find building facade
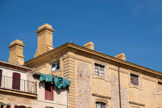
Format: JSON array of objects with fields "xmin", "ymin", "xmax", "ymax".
[
  {"xmin": 0, "ymin": 61, "xmax": 36, "ymax": 108},
  {"xmin": 8, "ymin": 23, "xmax": 162, "ymax": 108},
  {"xmin": 1, "ymin": 39, "xmax": 69, "ymax": 108}
]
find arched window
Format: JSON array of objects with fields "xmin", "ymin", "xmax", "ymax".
[
  {"xmin": 96, "ymin": 102, "xmax": 106, "ymax": 108},
  {"xmin": 0, "ymin": 69, "xmax": 2, "ymax": 87},
  {"xmin": 12, "ymin": 72, "xmax": 21, "ymax": 90}
]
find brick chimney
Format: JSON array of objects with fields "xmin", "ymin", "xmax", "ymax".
[
  {"xmin": 84, "ymin": 41, "xmax": 94, "ymax": 50},
  {"xmin": 115, "ymin": 53, "xmax": 126, "ymax": 60},
  {"xmin": 8, "ymin": 40, "xmax": 25, "ymax": 65},
  {"xmin": 34, "ymin": 23, "xmax": 55, "ymax": 57}
]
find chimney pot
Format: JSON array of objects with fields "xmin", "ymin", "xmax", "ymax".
[
  {"xmin": 115, "ymin": 53, "xmax": 126, "ymax": 60},
  {"xmin": 84, "ymin": 41, "xmax": 94, "ymax": 50},
  {"xmin": 34, "ymin": 23, "xmax": 55, "ymax": 57},
  {"xmin": 8, "ymin": 40, "xmax": 25, "ymax": 65}
]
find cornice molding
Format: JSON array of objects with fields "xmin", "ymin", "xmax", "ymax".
[
  {"xmin": 129, "ymin": 101, "xmax": 145, "ymax": 107},
  {"xmin": 25, "ymin": 43, "xmax": 162, "ymax": 78},
  {"xmin": 92, "ymin": 93, "xmax": 111, "ymax": 100}
]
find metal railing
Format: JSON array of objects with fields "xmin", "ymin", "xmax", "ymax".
[{"xmin": 0, "ymin": 75, "xmax": 37, "ymax": 94}]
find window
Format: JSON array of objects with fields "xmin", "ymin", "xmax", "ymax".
[
  {"xmin": 12, "ymin": 72, "xmax": 21, "ymax": 90},
  {"xmin": 130, "ymin": 74, "xmax": 139, "ymax": 86},
  {"xmin": 158, "ymin": 82, "xmax": 162, "ymax": 92},
  {"xmin": 94, "ymin": 63, "xmax": 105, "ymax": 76},
  {"xmin": 51, "ymin": 61, "xmax": 60, "ymax": 72},
  {"xmin": 45, "ymin": 83, "xmax": 53, "ymax": 101},
  {"xmin": 96, "ymin": 102, "xmax": 106, "ymax": 108},
  {"xmin": 0, "ymin": 69, "xmax": 2, "ymax": 87}
]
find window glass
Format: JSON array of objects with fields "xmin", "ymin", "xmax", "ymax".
[
  {"xmin": 130, "ymin": 74, "xmax": 139, "ymax": 86},
  {"xmin": 94, "ymin": 63, "xmax": 105, "ymax": 77},
  {"xmin": 51, "ymin": 61, "xmax": 60, "ymax": 72},
  {"xmin": 96, "ymin": 102, "xmax": 106, "ymax": 108}
]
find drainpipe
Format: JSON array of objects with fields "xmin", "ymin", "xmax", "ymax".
[
  {"xmin": 118, "ymin": 64, "xmax": 122, "ymax": 108},
  {"xmin": 67, "ymin": 88, "xmax": 69, "ymax": 108}
]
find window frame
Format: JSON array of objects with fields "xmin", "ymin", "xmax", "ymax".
[
  {"xmin": 51, "ymin": 61, "xmax": 60, "ymax": 72},
  {"xmin": 94, "ymin": 63, "xmax": 105, "ymax": 77},
  {"xmin": 96, "ymin": 102, "xmax": 106, "ymax": 108}
]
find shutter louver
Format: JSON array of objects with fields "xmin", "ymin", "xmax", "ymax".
[
  {"xmin": 12, "ymin": 72, "xmax": 21, "ymax": 90},
  {"xmin": 45, "ymin": 83, "xmax": 53, "ymax": 101}
]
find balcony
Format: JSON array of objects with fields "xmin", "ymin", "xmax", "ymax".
[{"xmin": 0, "ymin": 75, "xmax": 37, "ymax": 97}]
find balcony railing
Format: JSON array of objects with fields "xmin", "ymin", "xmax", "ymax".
[{"xmin": 0, "ymin": 75, "xmax": 37, "ymax": 94}]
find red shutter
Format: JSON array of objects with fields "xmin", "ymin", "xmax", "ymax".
[
  {"xmin": 15, "ymin": 105, "xmax": 19, "ymax": 108},
  {"xmin": 45, "ymin": 83, "xmax": 53, "ymax": 101},
  {"xmin": 0, "ymin": 69, "xmax": 2, "ymax": 87},
  {"xmin": 6, "ymin": 105, "xmax": 11, "ymax": 108},
  {"xmin": 12, "ymin": 72, "xmax": 21, "ymax": 90}
]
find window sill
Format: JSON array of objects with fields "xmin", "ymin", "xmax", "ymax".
[
  {"xmin": 129, "ymin": 84, "xmax": 142, "ymax": 91},
  {"xmin": 92, "ymin": 74, "xmax": 109, "ymax": 82},
  {"xmin": 157, "ymin": 92, "xmax": 162, "ymax": 95},
  {"xmin": 50, "ymin": 69, "xmax": 62, "ymax": 76}
]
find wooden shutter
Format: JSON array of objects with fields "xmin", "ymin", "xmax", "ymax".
[
  {"xmin": 0, "ymin": 69, "xmax": 2, "ymax": 87},
  {"xmin": 15, "ymin": 105, "xmax": 19, "ymax": 108},
  {"xmin": 12, "ymin": 72, "xmax": 21, "ymax": 90},
  {"xmin": 45, "ymin": 83, "xmax": 53, "ymax": 101},
  {"xmin": 6, "ymin": 105, "xmax": 11, "ymax": 108}
]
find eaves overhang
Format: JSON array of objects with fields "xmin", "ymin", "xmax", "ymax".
[{"xmin": 25, "ymin": 42, "xmax": 162, "ymax": 78}]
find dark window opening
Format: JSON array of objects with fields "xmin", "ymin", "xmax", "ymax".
[
  {"xmin": 130, "ymin": 74, "xmax": 139, "ymax": 86},
  {"xmin": 0, "ymin": 69, "xmax": 2, "ymax": 87}
]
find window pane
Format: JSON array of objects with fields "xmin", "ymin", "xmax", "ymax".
[
  {"xmin": 51, "ymin": 61, "xmax": 60, "ymax": 72},
  {"xmin": 94, "ymin": 63, "xmax": 105, "ymax": 77},
  {"xmin": 96, "ymin": 102, "xmax": 106, "ymax": 108},
  {"xmin": 51, "ymin": 67, "xmax": 56, "ymax": 72},
  {"xmin": 56, "ymin": 65, "xmax": 60, "ymax": 70}
]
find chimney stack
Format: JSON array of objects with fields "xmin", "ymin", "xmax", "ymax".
[
  {"xmin": 8, "ymin": 40, "xmax": 25, "ymax": 65},
  {"xmin": 84, "ymin": 41, "xmax": 94, "ymax": 50},
  {"xmin": 115, "ymin": 53, "xmax": 126, "ymax": 60},
  {"xmin": 34, "ymin": 23, "xmax": 55, "ymax": 57}
]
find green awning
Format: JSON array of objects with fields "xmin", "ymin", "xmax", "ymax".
[{"xmin": 39, "ymin": 74, "xmax": 70, "ymax": 89}]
